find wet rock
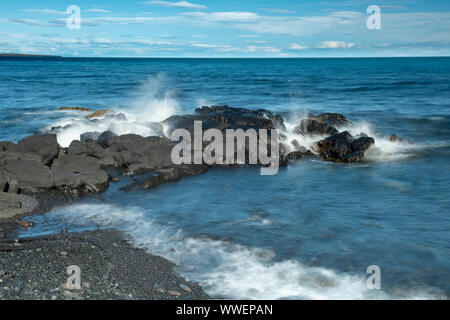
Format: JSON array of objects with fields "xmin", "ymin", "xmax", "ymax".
[
  {"xmin": 85, "ymin": 109, "xmax": 110, "ymax": 119},
  {"xmin": 317, "ymin": 131, "xmax": 375, "ymax": 163},
  {"xmin": 310, "ymin": 113, "xmax": 351, "ymax": 128},
  {"xmin": 80, "ymin": 130, "xmax": 117, "ymax": 145},
  {"xmin": 80, "ymin": 132, "xmax": 102, "ymax": 144},
  {"xmin": 1, "ymin": 160, "xmax": 54, "ymax": 192},
  {"xmin": 390, "ymin": 135, "xmax": 400, "ymax": 142},
  {"xmin": 58, "ymin": 107, "xmax": 91, "ymax": 112},
  {"xmin": 163, "ymin": 105, "xmax": 285, "ymax": 136},
  {"xmin": 123, "ymin": 164, "xmax": 152, "ymax": 176},
  {"xmin": 141, "ymin": 165, "xmax": 208, "ymax": 190},
  {"xmin": 285, "ymin": 148, "xmax": 316, "ymax": 161},
  {"xmin": 294, "ymin": 119, "xmax": 338, "ymax": 136},
  {"xmin": 51, "ymin": 154, "xmax": 109, "ymax": 193}
]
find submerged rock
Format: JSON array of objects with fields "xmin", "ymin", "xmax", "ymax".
[{"xmin": 141, "ymin": 165, "xmax": 208, "ymax": 190}]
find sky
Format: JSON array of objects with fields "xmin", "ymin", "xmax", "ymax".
[{"xmin": 0, "ymin": 0, "xmax": 449, "ymax": 57}]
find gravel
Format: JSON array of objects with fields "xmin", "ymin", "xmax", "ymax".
[{"xmin": 0, "ymin": 229, "xmax": 209, "ymax": 300}]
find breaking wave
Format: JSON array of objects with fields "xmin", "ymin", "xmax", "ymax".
[{"xmin": 20, "ymin": 203, "xmax": 441, "ymax": 300}]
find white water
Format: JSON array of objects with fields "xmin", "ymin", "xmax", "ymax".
[
  {"xmin": 45, "ymin": 74, "xmax": 180, "ymax": 147},
  {"xmin": 30, "ymin": 202, "xmax": 438, "ymax": 300}
]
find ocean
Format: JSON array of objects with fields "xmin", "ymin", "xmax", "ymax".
[{"xmin": 1, "ymin": 57, "xmax": 449, "ymax": 299}]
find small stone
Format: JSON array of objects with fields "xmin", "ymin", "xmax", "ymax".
[
  {"xmin": 21, "ymin": 220, "xmax": 31, "ymax": 228},
  {"xmin": 59, "ymin": 251, "xmax": 68, "ymax": 256},
  {"xmin": 155, "ymin": 287, "xmax": 166, "ymax": 294},
  {"xmin": 51, "ymin": 295, "xmax": 57, "ymax": 300},
  {"xmin": 168, "ymin": 290, "xmax": 181, "ymax": 297}
]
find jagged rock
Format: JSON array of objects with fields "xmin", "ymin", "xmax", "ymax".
[
  {"xmin": 163, "ymin": 105, "xmax": 285, "ymax": 136},
  {"xmin": 51, "ymin": 154, "xmax": 109, "ymax": 193},
  {"xmin": 294, "ymin": 119, "xmax": 338, "ymax": 136},
  {"xmin": 287, "ymin": 148, "xmax": 316, "ymax": 160},
  {"xmin": 310, "ymin": 113, "xmax": 351, "ymax": 127},
  {"xmin": 317, "ymin": 131, "xmax": 375, "ymax": 163},
  {"xmin": 1, "ymin": 160, "xmax": 54, "ymax": 192}
]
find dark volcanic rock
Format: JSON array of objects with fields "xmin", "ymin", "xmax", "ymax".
[
  {"xmin": 317, "ymin": 131, "xmax": 375, "ymax": 162},
  {"xmin": 285, "ymin": 149, "xmax": 316, "ymax": 161},
  {"xmin": 105, "ymin": 135, "xmax": 175, "ymax": 169},
  {"xmin": 80, "ymin": 130, "xmax": 117, "ymax": 144},
  {"xmin": 51, "ymin": 154, "xmax": 109, "ymax": 193},
  {"xmin": 1, "ymin": 160, "xmax": 54, "ymax": 192},
  {"xmin": 141, "ymin": 165, "xmax": 208, "ymax": 190},
  {"xmin": 12, "ymin": 134, "xmax": 59, "ymax": 165},
  {"xmin": 0, "ymin": 171, "xmax": 7, "ymax": 192},
  {"xmin": 68, "ymin": 140, "xmax": 116, "ymax": 167},
  {"xmin": 163, "ymin": 105, "xmax": 286, "ymax": 135},
  {"xmin": 310, "ymin": 113, "xmax": 351, "ymax": 128},
  {"xmin": 294, "ymin": 119, "xmax": 338, "ymax": 136}
]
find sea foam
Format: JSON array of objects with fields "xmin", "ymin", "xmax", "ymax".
[{"xmin": 20, "ymin": 202, "xmax": 440, "ymax": 300}]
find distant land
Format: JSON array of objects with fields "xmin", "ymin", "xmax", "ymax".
[{"xmin": 0, "ymin": 53, "xmax": 62, "ymax": 58}]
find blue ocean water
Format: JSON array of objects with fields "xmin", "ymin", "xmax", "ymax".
[{"xmin": 1, "ymin": 57, "xmax": 449, "ymax": 299}]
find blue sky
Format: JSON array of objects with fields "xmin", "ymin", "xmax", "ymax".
[{"xmin": 0, "ymin": 0, "xmax": 449, "ymax": 57}]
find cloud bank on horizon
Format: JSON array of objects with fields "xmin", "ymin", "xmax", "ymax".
[{"xmin": 0, "ymin": 0, "xmax": 449, "ymax": 57}]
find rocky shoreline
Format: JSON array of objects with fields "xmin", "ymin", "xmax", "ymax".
[
  {"xmin": 0, "ymin": 105, "xmax": 382, "ymax": 299},
  {"xmin": 0, "ymin": 229, "xmax": 209, "ymax": 300}
]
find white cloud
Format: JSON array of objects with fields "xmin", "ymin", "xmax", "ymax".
[
  {"xmin": 183, "ymin": 11, "xmax": 260, "ymax": 22},
  {"xmin": 190, "ymin": 42, "xmax": 238, "ymax": 52},
  {"xmin": 24, "ymin": 9, "xmax": 67, "ymax": 15},
  {"xmin": 140, "ymin": 1, "xmax": 207, "ymax": 9},
  {"xmin": 245, "ymin": 45, "xmax": 282, "ymax": 53},
  {"xmin": 289, "ymin": 43, "xmax": 307, "ymax": 50},
  {"xmin": 85, "ymin": 9, "xmax": 111, "ymax": 13},
  {"xmin": 316, "ymin": 41, "xmax": 355, "ymax": 49}
]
